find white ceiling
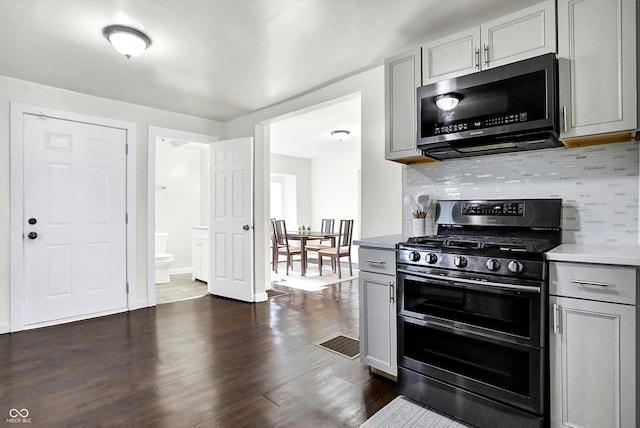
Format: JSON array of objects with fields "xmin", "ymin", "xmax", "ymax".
[
  {"xmin": 270, "ymin": 96, "xmax": 361, "ymax": 159},
  {"xmin": 0, "ymin": 0, "xmax": 540, "ymax": 122}
]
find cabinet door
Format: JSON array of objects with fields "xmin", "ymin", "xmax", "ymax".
[
  {"xmin": 359, "ymin": 270, "xmax": 397, "ymax": 376},
  {"xmin": 558, "ymin": 0, "xmax": 637, "ymax": 139},
  {"xmin": 421, "ymin": 27, "xmax": 480, "ymax": 85},
  {"xmin": 384, "ymin": 48, "xmax": 423, "ymax": 162},
  {"xmin": 482, "ymin": 1, "xmax": 556, "ymax": 69},
  {"xmin": 550, "ymin": 296, "xmax": 636, "ymax": 428}
]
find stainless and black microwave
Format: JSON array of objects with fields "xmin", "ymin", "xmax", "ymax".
[{"xmin": 417, "ymin": 53, "xmax": 560, "ymax": 160}]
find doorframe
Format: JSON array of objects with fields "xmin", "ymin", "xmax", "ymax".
[
  {"xmin": 146, "ymin": 126, "xmax": 218, "ymax": 306},
  {"xmin": 9, "ymin": 102, "xmax": 137, "ymax": 332}
]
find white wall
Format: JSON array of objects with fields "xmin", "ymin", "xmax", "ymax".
[
  {"xmin": 0, "ymin": 74, "xmax": 225, "ymax": 327},
  {"xmin": 309, "ymin": 149, "xmax": 361, "ymax": 263},
  {"xmin": 270, "ymin": 154, "xmax": 311, "ymax": 227},
  {"xmin": 155, "ymin": 141, "xmax": 209, "ymax": 273}
]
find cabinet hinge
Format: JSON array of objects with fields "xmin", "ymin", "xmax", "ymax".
[
  {"xmin": 125, "ymin": 143, "xmax": 129, "ymax": 155},
  {"xmin": 126, "ymin": 282, "xmax": 129, "ymax": 294},
  {"xmin": 125, "ymin": 213, "xmax": 128, "ymax": 224}
]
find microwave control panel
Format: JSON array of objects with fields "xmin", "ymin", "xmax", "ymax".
[{"xmin": 434, "ymin": 112, "xmax": 528, "ymax": 136}]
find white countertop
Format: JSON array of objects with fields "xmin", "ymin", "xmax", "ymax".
[
  {"xmin": 546, "ymin": 244, "xmax": 640, "ymax": 267},
  {"xmin": 353, "ymin": 234, "xmax": 402, "ymax": 250}
]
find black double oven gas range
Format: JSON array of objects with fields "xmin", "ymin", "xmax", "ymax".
[{"xmin": 396, "ymin": 199, "xmax": 562, "ymax": 428}]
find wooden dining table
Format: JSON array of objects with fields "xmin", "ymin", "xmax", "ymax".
[{"xmin": 286, "ymin": 231, "xmax": 339, "ymax": 276}]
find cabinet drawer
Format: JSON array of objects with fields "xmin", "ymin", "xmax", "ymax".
[
  {"xmin": 359, "ymin": 247, "xmax": 396, "ymax": 275},
  {"xmin": 550, "ymin": 262, "xmax": 637, "ymax": 305}
]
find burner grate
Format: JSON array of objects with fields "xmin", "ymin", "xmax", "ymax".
[{"xmin": 406, "ymin": 234, "xmax": 557, "ymax": 254}]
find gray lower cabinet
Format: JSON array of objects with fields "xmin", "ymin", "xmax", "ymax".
[
  {"xmin": 359, "ymin": 247, "xmax": 397, "ymax": 377},
  {"xmin": 549, "ymin": 261, "xmax": 637, "ymax": 428}
]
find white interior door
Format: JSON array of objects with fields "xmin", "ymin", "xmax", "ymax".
[
  {"xmin": 209, "ymin": 137, "xmax": 254, "ymax": 301},
  {"xmin": 23, "ymin": 114, "xmax": 128, "ymax": 325}
]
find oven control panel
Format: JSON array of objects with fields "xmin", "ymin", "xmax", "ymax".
[{"xmin": 462, "ymin": 201, "xmax": 524, "ymax": 216}]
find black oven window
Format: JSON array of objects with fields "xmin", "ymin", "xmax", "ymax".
[
  {"xmin": 404, "ymin": 323, "xmax": 530, "ymax": 396},
  {"xmin": 403, "ymin": 278, "xmax": 532, "ymax": 338}
]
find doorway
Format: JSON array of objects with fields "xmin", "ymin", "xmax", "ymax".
[
  {"xmin": 154, "ymin": 136, "xmax": 210, "ymax": 304},
  {"xmin": 268, "ymin": 94, "xmax": 362, "ymax": 279},
  {"xmin": 147, "ymin": 127, "xmax": 217, "ymax": 306},
  {"xmin": 10, "ymin": 103, "xmax": 137, "ymax": 332}
]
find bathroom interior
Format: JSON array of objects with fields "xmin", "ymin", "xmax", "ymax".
[{"xmin": 155, "ymin": 137, "xmax": 211, "ymax": 304}]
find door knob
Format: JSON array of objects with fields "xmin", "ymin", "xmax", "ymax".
[
  {"xmin": 242, "ymin": 225, "xmax": 250, "ymax": 231},
  {"xmin": 28, "ymin": 232, "xmax": 38, "ymax": 239}
]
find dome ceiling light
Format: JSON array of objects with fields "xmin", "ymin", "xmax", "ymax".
[
  {"xmin": 103, "ymin": 25, "xmax": 152, "ymax": 59},
  {"xmin": 330, "ymin": 130, "xmax": 350, "ymax": 142}
]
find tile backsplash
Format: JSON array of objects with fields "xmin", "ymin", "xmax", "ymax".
[{"xmin": 403, "ymin": 141, "xmax": 639, "ymax": 245}]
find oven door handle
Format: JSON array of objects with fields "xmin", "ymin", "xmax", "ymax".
[{"xmin": 397, "ymin": 269, "xmax": 541, "ymax": 294}]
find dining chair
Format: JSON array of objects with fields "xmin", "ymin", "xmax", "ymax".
[
  {"xmin": 317, "ymin": 219, "xmax": 354, "ymax": 279},
  {"xmin": 270, "ymin": 218, "xmax": 277, "ymax": 271},
  {"xmin": 273, "ymin": 219, "xmax": 302, "ymax": 275},
  {"xmin": 304, "ymin": 219, "xmax": 335, "ymax": 268}
]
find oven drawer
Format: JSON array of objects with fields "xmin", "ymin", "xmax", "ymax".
[
  {"xmin": 359, "ymin": 247, "xmax": 396, "ymax": 275},
  {"xmin": 550, "ymin": 262, "xmax": 637, "ymax": 305}
]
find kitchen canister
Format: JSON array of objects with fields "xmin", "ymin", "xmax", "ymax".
[{"xmin": 412, "ymin": 218, "xmax": 426, "ymax": 237}]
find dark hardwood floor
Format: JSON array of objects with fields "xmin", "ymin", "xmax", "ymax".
[{"xmin": 0, "ymin": 279, "xmax": 397, "ymax": 427}]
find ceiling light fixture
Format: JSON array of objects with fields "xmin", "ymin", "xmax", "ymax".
[
  {"xmin": 434, "ymin": 93, "xmax": 463, "ymax": 111},
  {"xmin": 331, "ymin": 130, "xmax": 350, "ymax": 142},
  {"xmin": 103, "ymin": 25, "xmax": 152, "ymax": 59}
]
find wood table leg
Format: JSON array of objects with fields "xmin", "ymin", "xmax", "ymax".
[{"xmin": 301, "ymin": 237, "xmax": 307, "ymax": 276}]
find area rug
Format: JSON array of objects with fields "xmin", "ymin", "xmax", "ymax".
[
  {"xmin": 271, "ymin": 262, "xmax": 358, "ymax": 292},
  {"xmin": 360, "ymin": 396, "xmax": 470, "ymax": 428},
  {"xmin": 316, "ymin": 334, "xmax": 360, "ymax": 359}
]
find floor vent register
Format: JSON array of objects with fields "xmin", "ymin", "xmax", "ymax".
[{"xmin": 317, "ymin": 335, "xmax": 360, "ymax": 359}]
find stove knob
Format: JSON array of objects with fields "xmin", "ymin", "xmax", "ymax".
[
  {"xmin": 485, "ymin": 259, "xmax": 500, "ymax": 271},
  {"xmin": 425, "ymin": 253, "xmax": 438, "ymax": 264},
  {"xmin": 453, "ymin": 256, "xmax": 467, "ymax": 268},
  {"xmin": 408, "ymin": 251, "xmax": 421, "ymax": 262},
  {"xmin": 508, "ymin": 260, "xmax": 524, "ymax": 274}
]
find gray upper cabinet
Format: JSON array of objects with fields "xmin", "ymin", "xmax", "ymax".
[
  {"xmin": 385, "ymin": 48, "xmax": 433, "ymax": 163},
  {"xmin": 422, "ymin": 1, "xmax": 556, "ymax": 85},
  {"xmin": 558, "ymin": 0, "xmax": 637, "ymax": 143},
  {"xmin": 421, "ymin": 27, "xmax": 480, "ymax": 84}
]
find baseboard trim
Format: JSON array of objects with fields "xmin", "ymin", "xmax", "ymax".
[
  {"xmin": 0, "ymin": 323, "xmax": 11, "ymax": 335},
  {"xmin": 136, "ymin": 299, "xmax": 150, "ymax": 309},
  {"xmin": 170, "ymin": 267, "xmax": 192, "ymax": 275},
  {"xmin": 254, "ymin": 292, "xmax": 268, "ymax": 302}
]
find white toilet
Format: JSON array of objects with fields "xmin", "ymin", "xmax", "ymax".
[{"xmin": 155, "ymin": 232, "xmax": 174, "ymax": 284}]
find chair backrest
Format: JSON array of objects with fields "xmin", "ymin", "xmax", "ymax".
[
  {"xmin": 273, "ymin": 219, "xmax": 288, "ymax": 246},
  {"xmin": 337, "ymin": 219, "xmax": 354, "ymax": 249},
  {"xmin": 320, "ymin": 218, "xmax": 334, "ymax": 234}
]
